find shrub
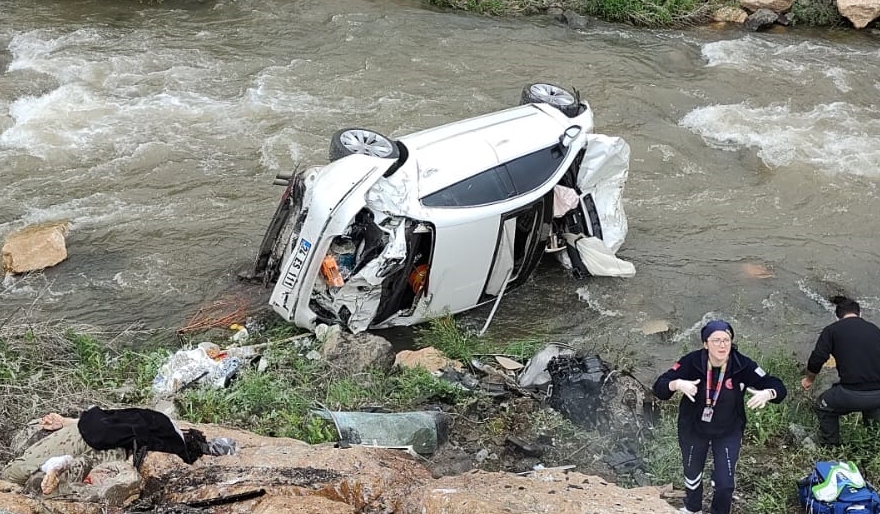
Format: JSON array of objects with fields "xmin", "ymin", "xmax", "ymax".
[{"xmin": 790, "ymin": 0, "xmax": 847, "ymax": 26}]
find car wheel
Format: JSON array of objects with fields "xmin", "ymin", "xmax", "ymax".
[
  {"xmin": 520, "ymin": 83, "xmax": 580, "ymax": 117},
  {"xmin": 329, "ymin": 128, "xmax": 400, "ymax": 161}
]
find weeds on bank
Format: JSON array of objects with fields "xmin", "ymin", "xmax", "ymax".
[
  {"xmin": 175, "ymin": 321, "xmax": 472, "ymax": 443},
  {"xmin": 415, "ymin": 314, "xmax": 548, "ymax": 363},
  {"xmin": 426, "ymin": 0, "xmax": 718, "ymax": 28},
  {"xmin": 790, "ymin": 0, "xmax": 847, "ymax": 26},
  {"xmin": 0, "ymin": 320, "xmax": 162, "ymax": 463},
  {"xmin": 642, "ymin": 340, "xmax": 880, "ymax": 514},
  {"xmin": 0, "ymin": 316, "xmax": 478, "ymax": 458}
]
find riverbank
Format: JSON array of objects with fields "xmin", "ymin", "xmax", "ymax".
[
  {"xmin": 4, "ymin": 311, "xmax": 880, "ymax": 513},
  {"xmin": 424, "ymin": 0, "xmax": 867, "ymax": 30}
]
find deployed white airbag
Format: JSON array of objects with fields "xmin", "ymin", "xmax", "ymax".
[
  {"xmin": 563, "ymin": 233, "xmax": 635, "ymax": 278},
  {"xmin": 577, "ymin": 135, "xmax": 630, "ymax": 253}
]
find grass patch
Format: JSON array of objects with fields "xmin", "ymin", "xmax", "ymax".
[
  {"xmin": 415, "ymin": 314, "xmax": 548, "ymax": 364},
  {"xmin": 0, "ymin": 320, "xmax": 160, "ymax": 463},
  {"xmin": 642, "ymin": 340, "xmax": 880, "ymax": 514},
  {"xmin": 790, "ymin": 0, "xmax": 847, "ymax": 26},
  {"xmin": 426, "ymin": 0, "xmax": 720, "ymax": 28},
  {"xmin": 0, "ymin": 314, "xmax": 483, "ymax": 460}
]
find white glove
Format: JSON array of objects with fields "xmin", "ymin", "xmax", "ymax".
[
  {"xmin": 40, "ymin": 455, "xmax": 73, "ymax": 473},
  {"xmin": 746, "ymin": 387, "xmax": 776, "ymax": 409},
  {"xmin": 670, "ymin": 379, "xmax": 700, "ymax": 402}
]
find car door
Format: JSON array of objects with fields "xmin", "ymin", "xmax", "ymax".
[{"xmin": 481, "ymin": 194, "xmax": 552, "ymax": 302}]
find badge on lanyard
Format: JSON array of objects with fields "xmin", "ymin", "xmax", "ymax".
[
  {"xmin": 701, "ymin": 406, "xmax": 714, "ymax": 422},
  {"xmin": 702, "ymin": 358, "xmax": 726, "ymax": 423}
]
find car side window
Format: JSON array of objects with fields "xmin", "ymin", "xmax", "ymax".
[
  {"xmin": 506, "ymin": 145, "xmax": 565, "ymax": 193},
  {"xmin": 421, "ymin": 145, "xmax": 566, "ymax": 207},
  {"xmin": 421, "ymin": 167, "xmax": 512, "ymax": 207}
]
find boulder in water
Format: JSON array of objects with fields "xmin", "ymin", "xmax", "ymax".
[{"xmin": 2, "ymin": 221, "xmax": 70, "ymax": 274}]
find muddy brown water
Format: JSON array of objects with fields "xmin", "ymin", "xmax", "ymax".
[{"xmin": 2, "ymin": 0, "xmax": 880, "ymax": 382}]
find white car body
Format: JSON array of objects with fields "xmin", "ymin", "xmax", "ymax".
[{"xmin": 249, "ymin": 84, "xmax": 631, "ymax": 333}]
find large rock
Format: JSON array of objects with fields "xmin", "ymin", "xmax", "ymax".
[
  {"xmin": 395, "ymin": 347, "xmax": 463, "ymax": 373},
  {"xmin": 321, "ymin": 329, "xmax": 394, "ymax": 374},
  {"xmin": 741, "ymin": 0, "xmax": 793, "ymax": 12},
  {"xmin": 403, "ymin": 470, "xmax": 677, "ymax": 514},
  {"xmin": 0, "ymin": 424, "xmax": 678, "ymax": 514},
  {"xmin": 836, "ymin": 0, "xmax": 880, "ymax": 27},
  {"xmin": 2, "ymin": 221, "xmax": 70, "ymax": 274},
  {"xmin": 745, "ymin": 8, "xmax": 781, "ymax": 29},
  {"xmin": 713, "ymin": 5, "xmax": 750, "ymax": 22}
]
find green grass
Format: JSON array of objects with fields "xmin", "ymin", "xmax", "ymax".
[
  {"xmin": 0, "ymin": 315, "xmax": 485, "ymax": 460},
  {"xmin": 174, "ymin": 330, "xmax": 473, "ymax": 442},
  {"xmin": 790, "ymin": 0, "xmax": 847, "ymax": 26},
  {"xmin": 426, "ymin": 0, "xmax": 719, "ymax": 28}
]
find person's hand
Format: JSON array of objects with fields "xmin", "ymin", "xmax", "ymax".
[
  {"xmin": 39, "ymin": 455, "xmax": 73, "ymax": 495},
  {"xmin": 670, "ymin": 379, "xmax": 700, "ymax": 402},
  {"xmin": 38, "ymin": 413, "xmax": 66, "ymax": 431},
  {"xmin": 801, "ymin": 375, "xmax": 815, "ymax": 391},
  {"xmin": 746, "ymin": 387, "xmax": 776, "ymax": 409}
]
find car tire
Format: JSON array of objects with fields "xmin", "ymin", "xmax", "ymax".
[
  {"xmin": 328, "ymin": 128, "xmax": 400, "ymax": 162},
  {"xmin": 520, "ymin": 83, "xmax": 581, "ymax": 118}
]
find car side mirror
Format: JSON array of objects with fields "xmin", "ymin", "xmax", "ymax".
[{"xmin": 560, "ymin": 125, "xmax": 582, "ymax": 148}]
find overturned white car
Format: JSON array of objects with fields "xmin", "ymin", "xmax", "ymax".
[{"xmin": 247, "ymin": 83, "xmax": 632, "ymax": 333}]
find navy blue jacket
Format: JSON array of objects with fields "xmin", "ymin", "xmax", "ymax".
[{"xmin": 653, "ymin": 348, "xmax": 787, "ymax": 437}]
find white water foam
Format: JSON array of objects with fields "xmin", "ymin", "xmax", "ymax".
[
  {"xmin": 680, "ymin": 102, "xmax": 880, "ymax": 177},
  {"xmin": 0, "ymin": 194, "xmax": 177, "ymax": 241},
  {"xmin": 700, "ymin": 36, "xmax": 880, "ymax": 93},
  {"xmin": 2, "ymin": 28, "xmax": 260, "ymax": 167},
  {"xmin": 575, "ymin": 286, "xmax": 622, "ymax": 317}
]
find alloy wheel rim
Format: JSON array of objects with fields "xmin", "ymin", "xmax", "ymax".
[
  {"xmin": 340, "ymin": 129, "xmax": 395, "ymax": 157},
  {"xmin": 529, "ymin": 84, "xmax": 575, "ymax": 107}
]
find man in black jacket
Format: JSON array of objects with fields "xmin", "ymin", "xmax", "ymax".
[{"xmin": 801, "ymin": 296, "xmax": 880, "ymax": 446}]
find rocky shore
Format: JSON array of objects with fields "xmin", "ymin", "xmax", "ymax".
[{"xmin": 0, "ymin": 423, "xmax": 678, "ymax": 514}]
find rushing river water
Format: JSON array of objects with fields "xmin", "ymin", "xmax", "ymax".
[{"xmin": 2, "ymin": 0, "xmax": 880, "ymax": 379}]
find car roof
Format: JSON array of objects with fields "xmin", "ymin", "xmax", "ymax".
[{"xmin": 396, "ymin": 103, "xmax": 570, "ymax": 197}]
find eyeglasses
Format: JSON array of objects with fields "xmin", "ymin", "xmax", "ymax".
[{"xmin": 707, "ymin": 338, "xmax": 731, "ymax": 346}]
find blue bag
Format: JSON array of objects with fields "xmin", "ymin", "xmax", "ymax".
[{"xmin": 798, "ymin": 461, "xmax": 880, "ymax": 514}]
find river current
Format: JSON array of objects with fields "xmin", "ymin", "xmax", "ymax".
[{"xmin": 2, "ymin": 0, "xmax": 880, "ymax": 379}]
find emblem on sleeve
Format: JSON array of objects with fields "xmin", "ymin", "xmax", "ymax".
[{"xmin": 755, "ymin": 366, "xmax": 767, "ymax": 377}]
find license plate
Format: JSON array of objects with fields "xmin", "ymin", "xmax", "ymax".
[{"xmin": 281, "ymin": 238, "xmax": 312, "ymax": 289}]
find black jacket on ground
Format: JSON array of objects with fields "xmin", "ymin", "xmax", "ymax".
[
  {"xmin": 653, "ymin": 347, "xmax": 787, "ymax": 437},
  {"xmin": 807, "ymin": 316, "xmax": 880, "ymax": 391},
  {"xmin": 77, "ymin": 406, "xmax": 196, "ymax": 464}
]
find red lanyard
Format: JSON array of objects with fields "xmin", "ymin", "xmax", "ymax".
[{"xmin": 705, "ymin": 359, "xmax": 727, "ymax": 408}]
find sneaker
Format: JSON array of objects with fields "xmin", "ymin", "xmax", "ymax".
[{"xmin": 678, "ymin": 508, "xmax": 702, "ymax": 514}]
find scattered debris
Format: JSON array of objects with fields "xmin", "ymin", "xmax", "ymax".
[
  {"xmin": 151, "ymin": 342, "xmax": 263, "ymax": 396},
  {"xmin": 641, "ymin": 319, "xmax": 670, "ymax": 335},
  {"xmin": 505, "ymin": 435, "xmax": 546, "ymax": 458},
  {"xmin": 603, "ymin": 450, "xmax": 643, "ymax": 474},
  {"xmin": 494, "ymin": 355, "xmax": 524, "ymax": 371},
  {"xmin": 546, "ymin": 353, "xmax": 653, "ymax": 439},
  {"xmin": 177, "ymin": 299, "xmax": 254, "ymax": 335},
  {"xmin": 517, "ymin": 343, "xmax": 576, "ymax": 389},
  {"xmin": 312, "ymin": 410, "xmax": 449, "ymax": 455}
]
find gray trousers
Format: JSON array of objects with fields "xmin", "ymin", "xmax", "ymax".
[
  {"xmin": 815, "ymin": 384, "xmax": 880, "ymax": 446},
  {"xmin": 0, "ymin": 425, "xmax": 127, "ymax": 486}
]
